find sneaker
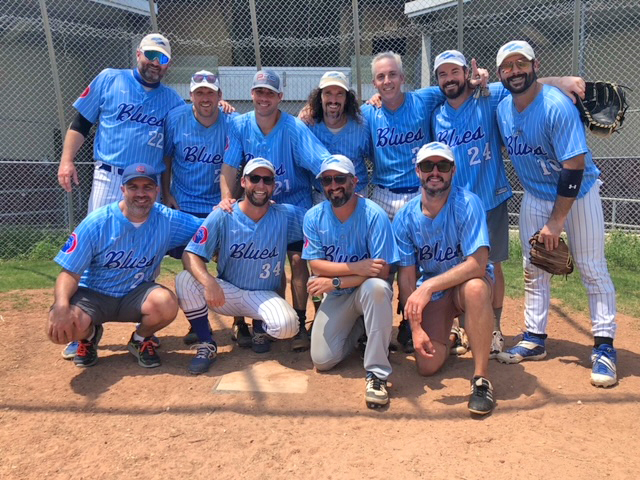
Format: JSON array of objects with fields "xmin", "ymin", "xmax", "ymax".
[
  {"xmin": 468, "ymin": 376, "xmax": 495, "ymax": 415},
  {"xmin": 365, "ymin": 372, "xmax": 389, "ymax": 408},
  {"xmin": 489, "ymin": 330, "xmax": 505, "ymax": 359},
  {"xmin": 183, "ymin": 327, "xmax": 199, "ymax": 346},
  {"xmin": 590, "ymin": 344, "xmax": 617, "ymax": 388},
  {"xmin": 73, "ymin": 325, "xmax": 104, "ymax": 368},
  {"xmin": 496, "ymin": 331, "xmax": 547, "ymax": 364},
  {"xmin": 127, "ymin": 333, "xmax": 161, "ymax": 368},
  {"xmin": 292, "ymin": 325, "xmax": 311, "ymax": 352},
  {"xmin": 232, "ymin": 320, "xmax": 252, "ymax": 348},
  {"xmin": 252, "ymin": 332, "xmax": 271, "ymax": 354},
  {"xmin": 188, "ymin": 342, "xmax": 217, "ymax": 375},
  {"xmin": 397, "ymin": 319, "xmax": 414, "ymax": 354},
  {"xmin": 450, "ymin": 326, "xmax": 469, "ymax": 355},
  {"xmin": 62, "ymin": 341, "xmax": 79, "ymax": 360}
]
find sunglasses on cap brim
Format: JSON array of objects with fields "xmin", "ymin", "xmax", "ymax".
[{"xmin": 192, "ymin": 74, "xmax": 218, "ymax": 84}]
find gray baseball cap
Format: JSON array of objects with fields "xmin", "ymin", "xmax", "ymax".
[{"xmin": 252, "ymin": 70, "xmax": 282, "ymax": 94}]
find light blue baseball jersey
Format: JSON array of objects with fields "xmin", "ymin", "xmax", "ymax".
[
  {"xmin": 302, "ymin": 197, "xmax": 399, "ymax": 296},
  {"xmin": 361, "ymin": 87, "xmax": 445, "ymax": 189},
  {"xmin": 73, "ymin": 68, "xmax": 184, "ymax": 171},
  {"xmin": 433, "ymin": 82, "xmax": 513, "ymax": 211},
  {"xmin": 185, "ymin": 202, "xmax": 305, "ymax": 291},
  {"xmin": 55, "ymin": 202, "xmax": 202, "ymax": 297},
  {"xmin": 496, "ymin": 84, "xmax": 599, "ymax": 201},
  {"xmin": 307, "ymin": 117, "xmax": 371, "ymax": 193},
  {"xmin": 225, "ymin": 111, "xmax": 332, "ymax": 209},
  {"xmin": 164, "ymin": 104, "xmax": 239, "ymax": 213},
  {"xmin": 393, "ymin": 187, "xmax": 493, "ymax": 301}
]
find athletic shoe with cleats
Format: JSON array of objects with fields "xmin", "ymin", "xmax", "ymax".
[
  {"xmin": 590, "ymin": 344, "xmax": 617, "ymax": 388},
  {"xmin": 365, "ymin": 372, "xmax": 389, "ymax": 408},
  {"xmin": 62, "ymin": 341, "xmax": 79, "ymax": 359},
  {"xmin": 489, "ymin": 330, "xmax": 505, "ymax": 359},
  {"xmin": 127, "ymin": 333, "xmax": 161, "ymax": 368},
  {"xmin": 450, "ymin": 326, "xmax": 469, "ymax": 355},
  {"xmin": 497, "ymin": 331, "xmax": 546, "ymax": 364},
  {"xmin": 73, "ymin": 325, "xmax": 104, "ymax": 368},
  {"xmin": 397, "ymin": 319, "xmax": 414, "ymax": 353},
  {"xmin": 291, "ymin": 325, "xmax": 310, "ymax": 352},
  {"xmin": 251, "ymin": 332, "xmax": 271, "ymax": 353},
  {"xmin": 468, "ymin": 376, "xmax": 495, "ymax": 415},
  {"xmin": 232, "ymin": 320, "xmax": 252, "ymax": 348},
  {"xmin": 188, "ymin": 342, "xmax": 217, "ymax": 375}
]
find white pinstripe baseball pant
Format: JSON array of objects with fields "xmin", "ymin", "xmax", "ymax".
[
  {"xmin": 370, "ymin": 185, "xmax": 420, "ymax": 221},
  {"xmin": 87, "ymin": 163, "xmax": 125, "ymax": 213},
  {"xmin": 174, "ymin": 270, "xmax": 299, "ymax": 340}
]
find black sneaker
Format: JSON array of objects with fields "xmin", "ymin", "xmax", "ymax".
[
  {"xmin": 73, "ymin": 324, "xmax": 103, "ymax": 368},
  {"xmin": 232, "ymin": 319, "xmax": 252, "ymax": 348},
  {"xmin": 365, "ymin": 372, "xmax": 389, "ymax": 408},
  {"xmin": 468, "ymin": 376, "xmax": 495, "ymax": 415},
  {"xmin": 291, "ymin": 324, "xmax": 310, "ymax": 352},
  {"xmin": 127, "ymin": 333, "xmax": 161, "ymax": 368},
  {"xmin": 397, "ymin": 319, "xmax": 414, "ymax": 353}
]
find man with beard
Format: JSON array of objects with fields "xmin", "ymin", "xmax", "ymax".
[
  {"xmin": 175, "ymin": 158, "xmax": 305, "ymax": 374},
  {"xmin": 431, "ymin": 50, "xmax": 585, "ymax": 359},
  {"xmin": 46, "ymin": 163, "xmax": 203, "ymax": 369},
  {"xmin": 305, "ymin": 71, "xmax": 371, "ymax": 204},
  {"xmin": 494, "ymin": 41, "xmax": 618, "ymax": 388},
  {"xmin": 393, "ymin": 142, "xmax": 496, "ymax": 415},
  {"xmin": 303, "ymin": 155, "xmax": 398, "ymax": 408}
]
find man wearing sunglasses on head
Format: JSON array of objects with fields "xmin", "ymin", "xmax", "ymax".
[
  {"xmin": 393, "ymin": 142, "xmax": 496, "ymax": 415},
  {"xmin": 302, "ymin": 155, "xmax": 398, "ymax": 409},
  {"xmin": 175, "ymin": 158, "xmax": 305, "ymax": 374}
]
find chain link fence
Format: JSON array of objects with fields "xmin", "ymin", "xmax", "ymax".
[{"xmin": 1, "ymin": 0, "xmax": 638, "ymax": 258}]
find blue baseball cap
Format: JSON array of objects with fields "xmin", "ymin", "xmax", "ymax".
[
  {"xmin": 252, "ymin": 70, "xmax": 282, "ymax": 94},
  {"xmin": 121, "ymin": 163, "xmax": 158, "ymax": 185},
  {"xmin": 316, "ymin": 154, "xmax": 356, "ymax": 178},
  {"xmin": 243, "ymin": 157, "xmax": 276, "ymax": 176},
  {"xmin": 416, "ymin": 142, "xmax": 455, "ymax": 164},
  {"xmin": 434, "ymin": 50, "xmax": 467, "ymax": 72}
]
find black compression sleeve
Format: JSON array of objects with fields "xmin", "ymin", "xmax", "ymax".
[{"xmin": 69, "ymin": 112, "xmax": 93, "ymax": 137}]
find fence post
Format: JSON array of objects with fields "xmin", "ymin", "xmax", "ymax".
[
  {"xmin": 457, "ymin": 0, "xmax": 463, "ymax": 51},
  {"xmin": 38, "ymin": 0, "xmax": 74, "ymax": 231},
  {"xmin": 571, "ymin": 0, "xmax": 583, "ymax": 76},
  {"xmin": 147, "ymin": 0, "xmax": 159, "ymax": 32},
  {"xmin": 352, "ymin": 0, "xmax": 362, "ymax": 104},
  {"xmin": 249, "ymin": 0, "xmax": 262, "ymax": 70}
]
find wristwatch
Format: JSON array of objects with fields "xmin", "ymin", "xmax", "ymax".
[{"xmin": 332, "ymin": 277, "xmax": 342, "ymax": 290}]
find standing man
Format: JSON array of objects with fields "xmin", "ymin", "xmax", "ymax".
[
  {"xmin": 305, "ymin": 71, "xmax": 371, "ymax": 203},
  {"xmin": 220, "ymin": 70, "xmax": 332, "ymax": 351},
  {"xmin": 175, "ymin": 158, "xmax": 304, "ymax": 374},
  {"xmin": 303, "ymin": 155, "xmax": 398, "ymax": 409},
  {"xmin": 393, "ymin": 142, "xmax": 496, "ymax": 415},
  {"xmin": 46, "ymin": 163, "xmax": 202, "ymax": 368},
  {"xmin": 57, "ymin": 33, "xmax": 184, "ymax": 212},
  {"xmin": 494, "ymin": 41, "xmax": 617, "ymax": 388}
]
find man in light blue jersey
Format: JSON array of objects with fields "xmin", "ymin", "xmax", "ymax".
[
  {"xmin": 494, "ymin": 41, "xmax": 618, "ymax": 388},
  {"xmin": 393, "ymin": 142, "xmax": 495, "ymax": 415},
  {"xmin": 57, "ymin": 33, "xmax": 184, "ymax": 213},
  {"xmin": 47, "ymin": 163, "xmax": 202, "ymax": 369},
  {"xmin": 220, "ymin": 70, "xmax": 332, "ymax": 352},
  {"xmin": 175, "ymin": 158, "xmax": 304, "ymax": 374},
  {"xmin": 305, "ymin": 71, "xmax": 371, "ymax": 204},
  {"xmin": 303, "ymin": 155, "xmax": 398, "ymax": 409}
]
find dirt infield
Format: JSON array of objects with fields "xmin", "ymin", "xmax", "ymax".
[{"xmin": 1, "ymin": 284, "xmax": 639, "ymax": 480}]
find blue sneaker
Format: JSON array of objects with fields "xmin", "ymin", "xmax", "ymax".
[
  {"xmin": 496, "ymin": 331, "xmax": 546, "ymax": 364},
  {"xmin": 188, "ymin": 342, "xmax": 217, "ymax": 375},
  {"xmin": 61, "ymin": 341, "xmax": 79, "ymax": 360},
  {"xmin": 591, "ymin": 344, "xmax": 617, "ymax": 387}
]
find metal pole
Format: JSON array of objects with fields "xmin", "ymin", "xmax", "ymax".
[
  {"xmin": 352, "ymin": 0, "xmax": 362, "ymax": 104},
  {"xmin": 147, "ymin": 0, "xmax": 159, "ymax": 32},
  {"xmin": 457, "ymin": 0, "xmax": 463, "ymax": 52},
  {"xmin": 39, "ymin": 0, "xmax": 74, "ymax": 230},
  {"xmin": 249, "ymin": 0, "xmax": 262, "ymax": 70},
  {"xmin": 571, "ymin": 0, "xmax": 582, "ymax": 75}
]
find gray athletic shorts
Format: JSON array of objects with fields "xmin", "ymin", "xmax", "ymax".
[
  {"xmin": 69, "ymin": 281, "xmax": 165, "ymax": 325},
  {"xmin": 486, "ymin": 200, "xmax": 509, "ymax": 263}
]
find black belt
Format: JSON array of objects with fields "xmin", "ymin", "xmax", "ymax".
[
  {"xmin": 98, "ymin": 163, "xmax": 125, "ymax": 176},
  {"xmin": 376, "ymin": 184, "xmax": 419, "ymax": 194}
]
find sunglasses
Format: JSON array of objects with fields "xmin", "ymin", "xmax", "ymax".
[
  {"xmin": 192, "ymin": 73, "xmax": 218, "ymax": 84},
  {"xmin": 246, "ymin": 174, "xmax": 275, "ymax": 185},
  {"xmin": 320, "ymin": 174, "xmax": 349, "ymax": 187},
  {"xmin": 418, "ymin": 160, "xmax": 453, "ymax": 173},
  {"xmin": 143, "ymin": 50, "xmax": 170, "ymax": 65},
  {"xmin": 499, "ymin": 59, "xmax": 533, "ymax": 73}
]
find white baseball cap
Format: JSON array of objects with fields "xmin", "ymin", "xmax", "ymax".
[
  {"xmin": 319, "ymin": 71, "xmax": 349, "ymax": 91},
  {"xmin": 243, "ymin": 157, "xmax": 276, "ymax": 176},
  {"xmin": 416, "ymin": 142, "xmax": 455, "ymax": 164},
  {"xmin": 496, "ymin": 41, "xmax": 535, "ymax": 67},
  {"xmin": 138, "ymin": 33, "xmax": 171, "ymax": 60},
  {"xmin": 316, "ymin": 154, "xmax": 355, "ymax": 178},
  {"xmin": 190, "ymin": 70, "xmax": 220, "ymax": 93},
  {"xmin": 252, "ymin": 70, "xmax": 282, "ymax": 94},
  {"xmin": 433, "ymin": 50, "xmax": 467, "ymax": 72}
]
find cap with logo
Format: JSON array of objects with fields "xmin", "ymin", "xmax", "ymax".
[
  {"xmin": 319, "ymin": 71, "xmax": 349, "ymax": 91},
  {"xmin": 496, "ymin": 40, "xmax": 535, "ymax": 67},
  {"xmin": 138, "ymin": 33, "xmax": 171, "ymax": 60},
  {"xmin": 433, "ymin": 50, "xmax": 467, "ymax": 72},
  {"xmin": 416, "ymin": 142, "xmax": 455, "ymax": 164},
  {"xmin": 316, "ymin": 154, "xmax": 356, "ymax": 178},
  {"xmin": 252, "ymin": 70, "xmax": 282, "ymax": 94},
  {"xmin": 122, "ymin": 163, "xmax": 159, "ymax": 185},
  {"xmin": 190, "ymin": 70, "xmax": 220, "ymax": 93},
  {"xmin": 243, "ymin": 157, "xmax": 276, "ymax": 176}
]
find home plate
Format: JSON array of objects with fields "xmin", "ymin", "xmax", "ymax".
[{"xmin": 214, "ymin": 360, "xmax": 309, "ymax": 394}]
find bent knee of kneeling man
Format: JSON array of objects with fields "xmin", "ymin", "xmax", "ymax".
[{"xmin": 360, "ymin": 277, "xmax": 392, "ymax": 302}]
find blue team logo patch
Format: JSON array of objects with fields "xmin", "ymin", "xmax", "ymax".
[
  {"xmin": 61, "ymin": 233, "xmax": 78, "ymax": 254},
  {"xmin": 151, "ymin": 36, "xmax": 167, "ymax": 46},
  {"xmin": 504, "ymin": 42, "xmax": 523, "ymax": 52},
  {"xmin": 193, "ymin": 226, "xmax": 208, "ymax": 244}
]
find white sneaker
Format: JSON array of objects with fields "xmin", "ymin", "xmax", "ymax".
[{"xmin": 489, "ymin": 331, "xmax": 504, "ymax": 360}]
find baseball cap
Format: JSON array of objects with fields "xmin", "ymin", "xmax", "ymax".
[
  {"xmin": 433, "ymin": 50, "xmax": 467, "ymax": 72},
  {"xmin": 243, "ymin": 157, "xmax": 276, "ymax": 176},
  {"xmin": 138, "ymin": 33, "xmax": 171, "ymax": 60},
  {"xmin": 190, "ymin": 70, "xmax": 220, "ymax": 93},
  {"xmin": 496, "ymin": 40, "xmax": 535, "ymax": 67},
  {"xmin": 316, "ymin": 155, "xmax": 356, "ymax": 178},
  {"xmin": 121, "ymin": 163, "xmax": 158, "ymax": 185},
  {"xmin": 318, "ymin": 71, "xmax": 349, "ymax": 91},
  {"xmin": 252, "ymin": 70, "xmax": 282, "ymax": 94},
  {"xmin": 416, "ymin": 142, "xmax": 455, "ymax": 164}
]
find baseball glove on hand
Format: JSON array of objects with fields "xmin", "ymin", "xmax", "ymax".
[
  {"xmin": 575, "ymin": 81, "xmax": 629, "ymax": 137},
  {"xmin": 529, "ymin": 231, "xmax": 574, "ymax": 276}
]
